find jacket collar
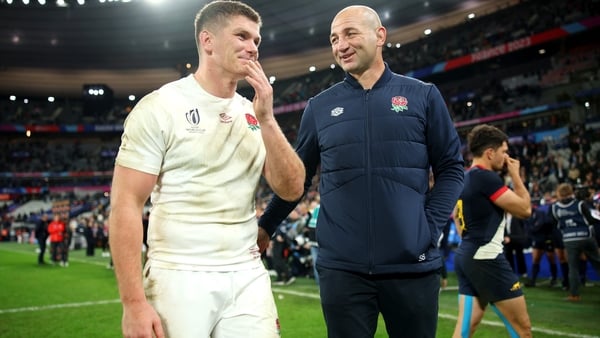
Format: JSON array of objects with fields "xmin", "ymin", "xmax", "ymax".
[
  {"xmin": 344, "ymin": 62, "xmax": 392, "ymax": 90},
  {"xmin": 559, "ymin": 197, "xmax": 575, "ymax": 204}
]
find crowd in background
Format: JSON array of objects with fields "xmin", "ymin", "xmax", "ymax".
[
  {"xmin": 0, "ymin": 0, "xmax": 599, "ymax": 283},
  {"xmin": 1, "ymin": 0, "xmax": 599, "ymax": 127}
]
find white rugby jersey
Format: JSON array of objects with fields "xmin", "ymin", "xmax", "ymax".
[{"xmin": 115, "ymin": 74, "xmax": 266, "ymax": 271}]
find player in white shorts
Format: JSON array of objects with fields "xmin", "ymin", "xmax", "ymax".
[{"xmin": 108, "ymin": 1, "xmax": 305, "ymax": 337}]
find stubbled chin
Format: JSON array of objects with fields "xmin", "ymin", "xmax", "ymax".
[{"xmin": 339, "ymin": 61, "xmax": 354, "ymax": 72}]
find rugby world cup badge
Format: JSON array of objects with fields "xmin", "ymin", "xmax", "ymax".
[{"xmin": 185, "ymin": 108, "xmax": 205, "ymax": 133}]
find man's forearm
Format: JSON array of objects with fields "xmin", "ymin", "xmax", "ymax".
[
  {"xmin": 512, "ymin": 175, "xmax": 531, "ymax": 204},
  {"xmin": 109, "ymin": 213, "xmax": 146, "ymax": 305},
  {"xmin": 261, "ymin": 119, "xmax": 305, "ymax": 201}
]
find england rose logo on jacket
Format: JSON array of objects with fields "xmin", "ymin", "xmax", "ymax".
[{"xmin": 390, "ymin": 96, "xmax": 408, "ymax": 113}]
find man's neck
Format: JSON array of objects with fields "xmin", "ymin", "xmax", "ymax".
[
  {"xmin": 351, "ymin": 59, "xmax": 385, "ymax": 90},
  {"xmin": 470, "ymin": 158, "xmax": 491, "ymax": 170},
  {"xmin": 193, "ymin": 68, "xmax": 238, "ymax": 98}
]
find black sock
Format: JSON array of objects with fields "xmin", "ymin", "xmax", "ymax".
[
  {"xmin": 531, "ymin": 263, "xmax": 540, "ymax": 282},
  {"xmin": 550, "ymin": 263, "xmax": 557, "ymax": 280},
  {"xmin": 561, "ymin": 262, "xmax": 569, "ymax": 287}
]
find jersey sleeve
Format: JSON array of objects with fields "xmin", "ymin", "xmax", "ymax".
[
  {"xmin": 478, "ymin": 170, "xmax": 508, "ymax": 202},
  {"xmin": 115, "ymin": 91, "xmax": 167, "ymax": 175}
]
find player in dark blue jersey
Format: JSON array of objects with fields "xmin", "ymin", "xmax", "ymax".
[{"xmin": 452, "ymin": 125, "xmax": 532, "ymax": 338}]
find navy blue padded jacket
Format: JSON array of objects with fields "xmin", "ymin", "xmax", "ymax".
[{"xmin": 260, "ymin": 64, "xmax": 464, "ymax": 274}]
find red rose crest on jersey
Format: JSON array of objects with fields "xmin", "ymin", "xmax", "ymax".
[
  {"xmin": 390, "ymin": 96, "xmax": 408, "ymax": 113},
  {"xmin": 245, "ymin": 113, "xmax": 260, "ymax": 131}
]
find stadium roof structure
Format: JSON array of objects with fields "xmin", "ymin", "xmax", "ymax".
[{"xmin": 0, "ymin": 0, "xmax": 509, "ymax": 97}]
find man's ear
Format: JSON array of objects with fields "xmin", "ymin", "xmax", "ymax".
[
  {"xmin": 484, "ymin": 147, "xmax": 494, "ymax": 160},
  {"xmin": 199, "ymin": 30, "xmax": 213, "ymax": 55},
  {"xmin": 375, "ymin": 26, "xmax": 387, "ymax": 47}
]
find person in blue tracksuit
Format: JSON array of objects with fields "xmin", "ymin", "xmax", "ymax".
[
  {"xmin": 551, "ymin": 183, "xmax": 600, "ymax": 301},
  {"xmin": 259, "ymin": 5, "xmax": 464, "ymax": 338}
]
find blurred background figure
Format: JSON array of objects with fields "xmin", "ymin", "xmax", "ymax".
[
  {"xmin": 551, "ymin": 183, "xmax": 600, "ymax": 302},
  {"xmin": 503, "ymin": 213, "xmax": 529, "ymax": 278},
  {"xmin": 47, "ymin": 214, "xmax": 66, "ymax": 266},
  {"xmin": 35, "ymin": 213, "xmax": 50, "ymax": 265},
  {"xmin": 526, "ymin": 195, "xmax": 560, "ymax": 288}
]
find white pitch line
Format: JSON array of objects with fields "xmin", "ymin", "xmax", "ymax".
[
  {"xmin": 1, "ymin": 288, "xmax": 598, "ymax": 338},
  {"xmin": 272, "ymin": 288, "xmax": 321, "ymax": 299},
  {"xmin": 437, "ymin": 313, "xmax": 599, "ymax": 338},
  {"xmin": 2, "ymin": 290, "xmax": 597, "ymax": 338},
  {"xmin": 0, "ymin": 246, "xmax": 109, "ymax": 267},
  {"xmin": 0, "ymin": 299, "xmax": 121, "ymax": 314},
  {"xmin": 272, "ymin": 288, "xmax": 599, "ymax": 338},
  {"xmin": 1, "ymin": 246, "xmax": 597, "ymax": 338}
]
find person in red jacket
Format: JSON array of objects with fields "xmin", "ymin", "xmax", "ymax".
[{"xmin": 47, "ymin": 214, "xmax": 66, "ymax": 266}]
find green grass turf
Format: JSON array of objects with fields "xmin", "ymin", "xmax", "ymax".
[{"xmin": 1, "ymin": 242, "xmax": 598, "ymax": 337}]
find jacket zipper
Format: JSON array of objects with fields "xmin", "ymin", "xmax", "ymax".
[{"xmin": 365, "ymin": 89, "xmax": 374, "ymax": 274}]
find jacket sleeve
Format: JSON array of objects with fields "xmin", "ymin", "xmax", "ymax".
[
  {"xmin": 259, "ymin": 99, "xmax": 321, "ymax": 237},
  {"xmin": 580, "ymin": 201, "xmax": 598, "ymax": 225},
  {"xmin": 424, "ymin": 84, "xmax": 465, "ymax": 240}
]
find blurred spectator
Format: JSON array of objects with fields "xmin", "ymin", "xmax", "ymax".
[
  {"xmin": 83, "ymin": 218, "xmax": 97, "ymax": 257},
  {"xmin": 271, "ymin": 213, "xmax": 301, "ymax": 286},
  {"xmin": 47, "ymin": 214, "xmax": 66, "ymax": 266},
  {"xmin": 503, "ymin": 213, "xmax": 529, "ymax": 278},
  {"xmin": 307, "ymin": 201, "xmax": 320, "ymax": 286},
  {"xmin": 525, "ymin": 194, "xmax": 560, "ymax": 287},
  {"xmin": 35, "ymin": 213, "xmax": 50, "ymax": 265}
]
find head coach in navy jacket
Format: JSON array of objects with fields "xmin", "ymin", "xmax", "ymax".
[{"xmin": 259, "ymin": 5, "xmax": 464, "ymax": 338}]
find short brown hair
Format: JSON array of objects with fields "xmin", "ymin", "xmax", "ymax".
[
  {"xmin": 556, "ymin": 183, "xmax": 574, "ymax": 199},
  {"xmin": 467, "ymin": 124, "xmax": 508, "ymax": 157},
  {"xmin": 194, "ymin": 1, "xmax": 262, "ymax": 49}
]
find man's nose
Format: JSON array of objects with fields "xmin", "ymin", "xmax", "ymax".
[
  {"xmin": 247, "ymin": 42, "xmax": 259, "ymax": 59},
  {"xmin": 335, "ymin": 37, "xmax": 349, "ymax": 52}
]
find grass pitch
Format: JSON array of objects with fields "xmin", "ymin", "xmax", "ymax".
[{"xmin": 0, "ymin": 242, "xmax": 598, "ymax": 337}]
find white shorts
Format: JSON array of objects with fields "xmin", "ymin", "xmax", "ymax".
[{"xmin": 143, "ymin": 263, "xmax": 280, "ymax": 338}]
